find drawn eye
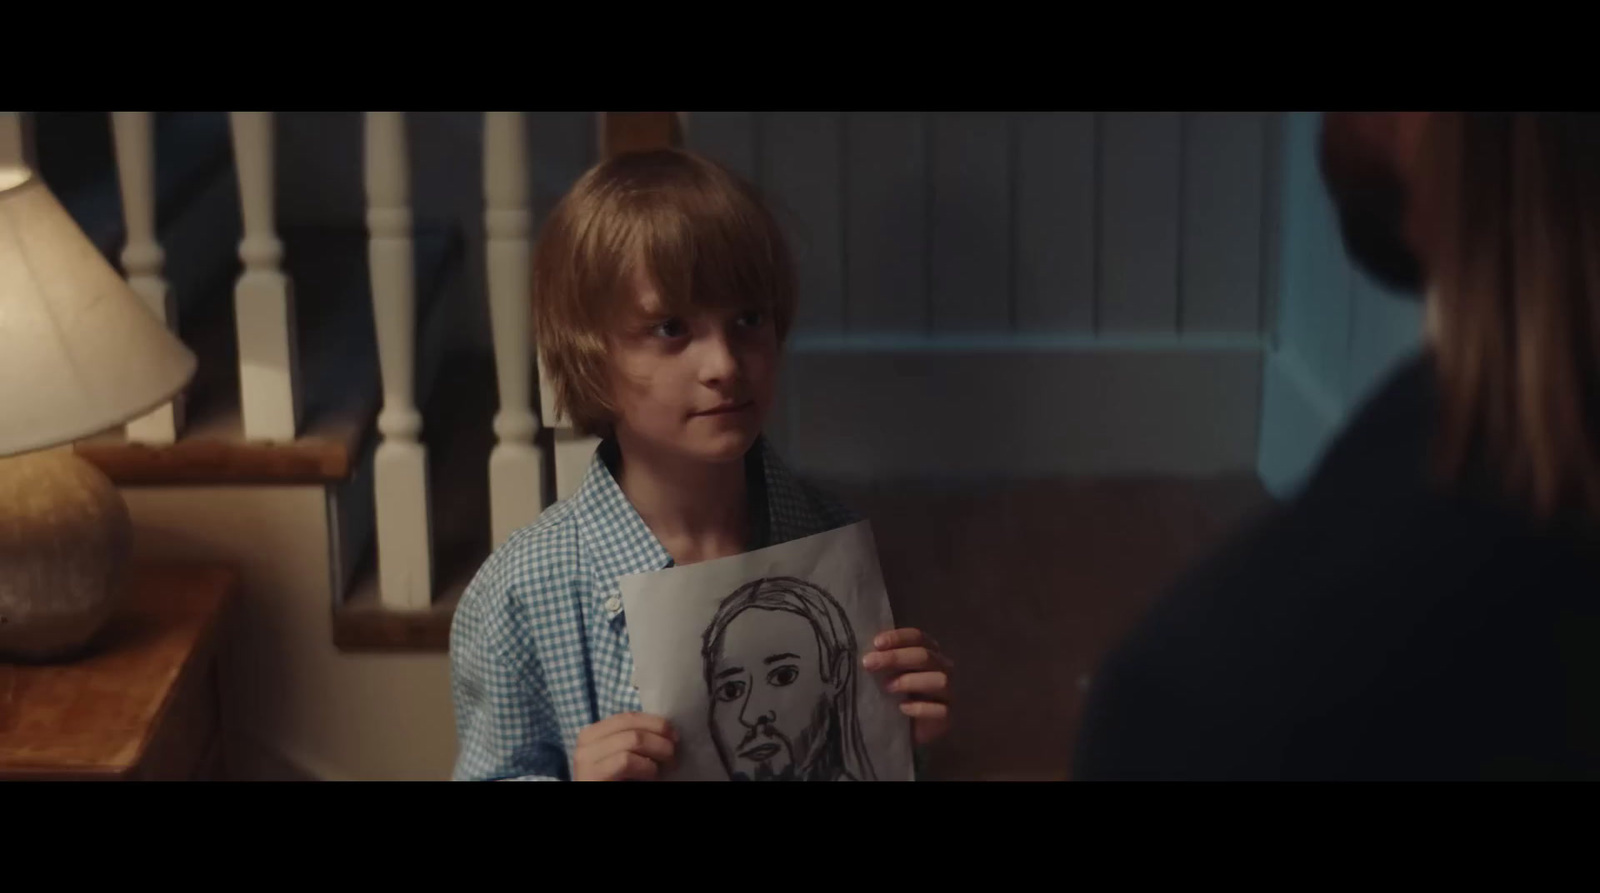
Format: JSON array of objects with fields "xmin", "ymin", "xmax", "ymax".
[
  {"xmin": 650, "ymin": 318, "xmax": 688, "ymax": 338},
  {"xmin": 716, "ymin": 680, "xmax": 746, "ymax": 702},
  {"xmin": 767, "ymin": 665, "xmax": 799, "ymax": 687}
]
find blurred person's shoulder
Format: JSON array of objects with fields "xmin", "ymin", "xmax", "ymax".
[{"xmin": 1079, "ymin": 353, "xmax": 1600, "ymax": 779}]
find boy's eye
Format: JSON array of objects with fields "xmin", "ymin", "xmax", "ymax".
[
  {"xmin": 649, "ymin": 318, "xmax": 688, "ymax": 338},
  {"xmin": 735, "ymin": 310, "xmax": 766, "ymax": 329}
]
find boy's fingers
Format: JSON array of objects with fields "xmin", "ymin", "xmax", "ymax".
[
  {"xmin": 886, "ymin": 671, "xmax": 950, "ymax": 699},
  {"xmin": 609, "ymin": 751, "xmax": 661, "ymax": 782},
  {"xmin": 873, "ymin": 628, "xmax": 934, "ymax": 650},
  {"xmin": 579, "ymin": 712, "xmax": 676, "ymax": 745},
  {"xmin": 901, "ymin": 701, "xmax": 949, "ymax": 721},
  {"xmin": 864, "ymin": 646, "xmax": 953, "ymax": 673},
  {"xmin": 585, "ymin": 729, "xmax": 677, "ymax": 767}
]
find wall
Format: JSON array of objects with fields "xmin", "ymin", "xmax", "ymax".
[
  {"xmin": 272, "ymin": 111, "xmax": 1286, "ymax": 481},
  {"xmin": 1256, "ymin": 112, "xmax": 1424, "ymax": 497},
  {"xmin": 687, "ymin": 112, "xmax": 1281, "ymax": 481},
  {"xmin": 122, "ymin": 485, "xmax": 456, "ymax": 781}
]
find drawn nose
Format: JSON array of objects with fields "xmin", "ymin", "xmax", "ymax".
[
  {"xmin": 697, "ymin": 331, "xmax": 740, "ymax": 385},
  {"xmin": 738, "ymin": 695, "xmax": 775, "ymax": 730}
]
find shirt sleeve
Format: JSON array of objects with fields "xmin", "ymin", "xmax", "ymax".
[{"xmin": 449, "ymin": 564, "xmax": 571, "ymax": 782}]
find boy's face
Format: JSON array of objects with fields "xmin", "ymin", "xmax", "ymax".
[{"xmin": 607, "ymin": 268, "xmax": 778, "ymax": 466}]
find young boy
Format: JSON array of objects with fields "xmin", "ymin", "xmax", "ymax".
[{"xmin": 450, "ymin": 148, "xmax": 953, "ymax": 781}]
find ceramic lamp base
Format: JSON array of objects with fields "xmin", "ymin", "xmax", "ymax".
[{"xmin": 0, "ymin": 447, "xmax": 131, "ymax": 663}]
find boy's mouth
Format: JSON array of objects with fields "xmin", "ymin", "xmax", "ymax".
[{"xmin": 692, "ymin": 400, "xmax": 753, "ymax": 417}]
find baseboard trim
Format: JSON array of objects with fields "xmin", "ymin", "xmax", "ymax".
[
  {"xmin": 1256, "ymin": 347, "xmax": 1344, "ymax": 499},
  {"xmin": 225, "ymin": 733, "xmax": 356, "ymax": 782}
]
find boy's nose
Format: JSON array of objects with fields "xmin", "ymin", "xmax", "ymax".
[{"xmin": 697, "ymin": 334, "xmax": 741, "ymax": 384}]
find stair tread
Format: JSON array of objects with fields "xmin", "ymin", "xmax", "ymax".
[{"xmin": 76, "ymin": 223, "xmax": 462, "ymax": 485}]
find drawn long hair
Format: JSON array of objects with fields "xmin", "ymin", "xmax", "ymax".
[{"xmin": 701, "ymin": 576, "xmax": 878, "ymax": 781}]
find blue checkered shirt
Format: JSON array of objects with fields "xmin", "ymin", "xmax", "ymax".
[{"xmin": 449, "ymin": 437, "xmax": 859, "ymax": 781}]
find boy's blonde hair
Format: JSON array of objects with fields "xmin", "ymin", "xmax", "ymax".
[{"xmin": 532, "ymin": 149, "xmax": 797, "ymax": 438}]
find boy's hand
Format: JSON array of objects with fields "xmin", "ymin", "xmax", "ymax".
[
  {"xmin": 573, "ymin": 712, "xmax": 678, "ymax": 781},
  {"xmin": 863, "ymin": 627, "xmax": 953, "ymax": 746}
]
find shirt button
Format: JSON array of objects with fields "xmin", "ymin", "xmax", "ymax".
[{"xmin": 606, "ymin": 596, "xmax": 622, "ymax": 615}]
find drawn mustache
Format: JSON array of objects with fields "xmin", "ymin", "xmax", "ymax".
[{"xmin": 739, "ymin": 723, "xmax": 785, "ymax": 750}]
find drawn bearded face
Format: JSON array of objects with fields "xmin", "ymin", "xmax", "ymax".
[{"xmin": 707, "ymin": 607, "xmax": 843, "ymax": 781}]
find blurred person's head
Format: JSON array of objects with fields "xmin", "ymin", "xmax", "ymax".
[{"xmin": 1321, "ymin": 112, "xmax": 1600, "ymax": 526}]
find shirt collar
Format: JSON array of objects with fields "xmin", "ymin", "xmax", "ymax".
[
  {"xmin": 758, "ymin": 436, "xmax": 823, "ymax": 547},
  {"xmin": 571, "ymin": 440, "xmax": 673, "ymax": 620},
  {"xmin": 572, "ymin": 436, "xmax": 813, "ymax": 621}
]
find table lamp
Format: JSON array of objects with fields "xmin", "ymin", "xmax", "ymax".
[{"xmin": 0, "ymin": 112, "xmax": 196, "ymax": 662}]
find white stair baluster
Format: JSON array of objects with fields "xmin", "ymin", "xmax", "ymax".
[
  {"xmin": 229, "ymin": 111, "xmax": 302, "ymax": 442},
  {"xmin": 364, "ymin": 111, "xmax": 433, "ymax": 610},
  {"xmin": 113, "ymin": 111, "xmax": 183, "ymax": 443},
  {"xmin": 484, "ymin": 112, "xmax": 547, "ymax": 546}
]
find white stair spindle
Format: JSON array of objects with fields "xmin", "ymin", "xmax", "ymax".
[
  {"xmin": 365, "ymin": 111, "xmax": 433, "ymax": 610},
  {"xmin": 484, "ymin": 112, "xmax": 547, "ymax": 546},
  {"xmin": 229, "ymin": 111, "xmax": 302, "ymax": 442},
  {"xmin": 113, "ymin": 111, "xmax": 183, "ymax": 443}
]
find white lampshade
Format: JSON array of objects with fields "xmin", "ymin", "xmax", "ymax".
[{"xmin": 0, "ymin": 168, "xmax": 197, "ymax": 457}]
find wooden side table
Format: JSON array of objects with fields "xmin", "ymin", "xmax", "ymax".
[{"xmin": 0, "ymin": 562, "xmax": 236, "ymax": 781}]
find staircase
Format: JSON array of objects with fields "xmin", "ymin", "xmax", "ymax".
[{"xmin": 29, "ymin": 110, "xmax": 644, "ymax": 780}]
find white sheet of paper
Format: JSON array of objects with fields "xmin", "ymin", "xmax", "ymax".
[{"xmin": 620, "ymin": 520, "xmax": 915, "ymax": 781}]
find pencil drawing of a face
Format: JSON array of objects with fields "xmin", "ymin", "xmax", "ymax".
[
  {"xmin": 701, "ymin": 577, "xmax": 877, "ymax": 782},
  {"xmin": 708, "ymin": 607, "xmax": 837, "ymax": 780}
]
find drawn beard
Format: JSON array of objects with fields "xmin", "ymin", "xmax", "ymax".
[
  {"xmin": 728, "ymin": 726, "xmax": 797, "ymax": 782},
  {"xmin": 729, "ymin": 697, "xmax": 835, "ymax": 782},
  {"xmin": 731, "ymin": 762, "xmax": 800, "ymax": 782}
]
